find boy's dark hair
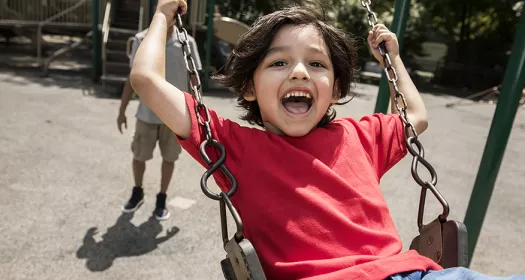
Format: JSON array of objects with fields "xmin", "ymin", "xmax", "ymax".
[{"xmin": 215, "ymin": 6, "xmax": 358, "ymax": 127}]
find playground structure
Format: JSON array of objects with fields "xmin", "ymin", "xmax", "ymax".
[
  {"xmin": 0, "ymin": 0, "xmax": 250, "ymax": 90},
  {"xmin": 445, "ymin": 85, "xmax": 525, "ymax": 109}
]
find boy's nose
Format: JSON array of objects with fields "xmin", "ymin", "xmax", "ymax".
[{"xmin": 290, "ymin": 63, "xmax": 310, "ymax": 81}]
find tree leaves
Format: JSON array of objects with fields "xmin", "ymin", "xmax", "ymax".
[{"xmin": 215, "ymin": 0, "xmax": 523, "ymax": 89}]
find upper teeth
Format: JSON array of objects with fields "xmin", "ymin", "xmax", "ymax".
[{"xmin": 284, "ymin": 92, "xmax": 312, "ymax": 99}]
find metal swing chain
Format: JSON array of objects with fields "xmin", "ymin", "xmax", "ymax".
[
  {"xmin": 174, "ymin": 12, "xmax": 244, "ymax": 241},
  {"xmin": 360, "ymin": 0, "xmax": 449, "ymax": 228},
  {"xmin": 174, "ymin": 12, "xmax": 237, "ymax": 200}
]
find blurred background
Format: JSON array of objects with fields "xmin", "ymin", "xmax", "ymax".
[{"xmin": 1, "ymin": 0, "xmax": 522, "ymax": 95}]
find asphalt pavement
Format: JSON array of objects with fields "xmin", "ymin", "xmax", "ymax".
[{"xmin": 1, "ymin": 69, "xmax": 524, "ymax": 279}]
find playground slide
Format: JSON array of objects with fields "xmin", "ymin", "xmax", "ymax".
[{"xmin": 213, "ymin": 16, "xmax": 250, "ymax": 46}]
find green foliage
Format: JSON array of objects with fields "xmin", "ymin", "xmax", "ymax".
[
  {"xmin": 215, "ymin": 0, "xmax": 299, "ymax": 25},
  {"xmin": 414, "ymin": 0, "xmax": 522, "ymax": 88},
  {"xmin": 215, "ymin": 0, "xmax": 524, "ymax": 89}
]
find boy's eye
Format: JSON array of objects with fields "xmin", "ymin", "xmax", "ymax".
[
  {"xmin": 270, "ymin": 61, "xmax": 287, "ymax": 67},
  {"xmin": 310, "ymin": 62, "xmax": 324, "ymax": 68}
]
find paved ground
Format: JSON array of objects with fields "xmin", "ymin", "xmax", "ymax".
[{"xmin": 1, "ymin": 68, "xmax": 524, "ymax": 280}]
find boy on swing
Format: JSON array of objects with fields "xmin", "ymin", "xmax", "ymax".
[{"xmin": 130, "ymin": 0, "xmax": 524, "ymax": 279}]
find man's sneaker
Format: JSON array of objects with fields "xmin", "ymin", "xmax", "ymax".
[
  {"xmin": 154, "ymin": 192, "xmax": 170, "ymax": 220},
  {"xmin": 121, "ymin": 186, "xmax": 144, "ymax": 213}
]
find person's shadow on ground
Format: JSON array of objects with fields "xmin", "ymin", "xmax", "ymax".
[{"xmin": 76, "ymin": 213, "xmax": 179, "ymax": 271}]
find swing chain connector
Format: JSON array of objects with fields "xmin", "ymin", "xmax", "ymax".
[
  {"xmin": 361, "ymin": 1, "xmax": 449, "ymax": 228},
  {"xmin": 220, "ymin": 192, "xmax": 245, "ymax": 245},
  {"xmin": 417, "ymin": 182, "xmax": 450, "ymax": 229},
  {"xmin": 175, "ymin": 11, "xmax": 238, "ymax": 201}
]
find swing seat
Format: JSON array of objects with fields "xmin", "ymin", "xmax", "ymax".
[
  {"xmin": 409, "ymin": 218, "xmax": 469, "ymax": 268},
  {"xmin": 220, "ymin": 219, "xmax": 467, "ymax": 280},
  {"xmin": 221, "ymin": 238, "xmax": 267, "ymax": 280}
]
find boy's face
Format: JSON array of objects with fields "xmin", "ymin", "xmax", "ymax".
[{"xmin": 247, "ymin": 24, "xmax": 337, "ymax": 137}]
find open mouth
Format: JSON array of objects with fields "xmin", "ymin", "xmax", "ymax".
[{"xmin": 281, "ymin": 92, "xmax": 313, "ymax": 115}]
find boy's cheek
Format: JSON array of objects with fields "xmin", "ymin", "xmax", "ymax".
[{"xmin": 316, "ymin": 77, "xmax": 333, "ymax": 93}]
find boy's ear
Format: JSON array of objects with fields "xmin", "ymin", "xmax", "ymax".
[
  {"xmin": 331, "ymin": 79, "xmax": 340, "ymax": 104},
  {"xmin": 242, "ymin": 82, "xmax": 257, "ymax": 101}
]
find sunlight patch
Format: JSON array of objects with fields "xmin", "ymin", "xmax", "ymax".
[{"xmin": 168, "ymin": 196, "xmax": 197, "ymax": 210}]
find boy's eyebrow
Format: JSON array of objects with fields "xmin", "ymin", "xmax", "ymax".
[
  {"xmin": 266, "ymin": 46, "xmax": 291, "ymax": 55},
  {"xmin": 266, "ymin": 45, "xmax": 328, "ymax": 56}
]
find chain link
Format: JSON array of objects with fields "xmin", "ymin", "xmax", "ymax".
[
  {"xmin": 175, "ymin": 12, "xmax": 238, "ymax": 200},
  {"xmin": 360, "ymin": 1, "xmax": 448, "ymax": 226}
]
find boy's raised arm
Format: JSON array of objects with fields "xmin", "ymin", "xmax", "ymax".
[
  {"xmin": 368, "ymin": 24, "xmax": 428, "ymax": 136},
  {"xmin": 129, "ymin": 0, "xmax": 191, "ymax": 139}
]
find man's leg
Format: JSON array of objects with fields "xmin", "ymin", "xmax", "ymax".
[
  {"xmin": 160, "ymin": 160, "xmax": 175, "ymax": 194},
  {"xmin": 133, "ymin": 159, "xmax": 146, "ymax": 187},
  {"xmin": 122, "ymin": 119, "xmax": 157, "ymax": 213},
  {"xmin": 154, "ymin": 124, "xmax": 182, "ymax": 220}
]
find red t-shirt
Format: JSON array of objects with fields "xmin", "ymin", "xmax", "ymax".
[{"xmin": 178, "ymin": 92, "xmax": 441, "ymax": 279}]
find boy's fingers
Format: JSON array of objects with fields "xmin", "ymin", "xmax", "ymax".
[
  {"xmin": 179, "ymin": 0, "xmax": 188, "ymax": 14},
  {"xmin": 373, "ymin": 33, "xmax": 384, "ymax": 46},
  {"xmin": 374, "ymin": 33, "xmax": 395, "ymax": 47},
  {"xmin": 367, "ymin": 31, "xmax": 374, "ymax": 44},
  {"xmin": 373, "ymin": 24, "xmax": 386, "ymax": 31}
]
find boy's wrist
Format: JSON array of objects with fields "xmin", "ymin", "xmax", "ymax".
[
  {"xmin": 154, "ymin": 10, "xmax": 173, "ymax": 23},
  {"xmin": 389, "ymin": 55, "xmax": 403, "ymax": 68},
  {"xmin": 379, "ymin": 55, "xmax": 401, "ymax": 68}
]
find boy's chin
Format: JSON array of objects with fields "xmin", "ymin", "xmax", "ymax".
[
  {"xmin": 278, "ymin": 123, "xmax": 317, "ymax": 137},
  {"xmin": 263, "ymin": 117, "xmax": 321, "ymax": 137}
]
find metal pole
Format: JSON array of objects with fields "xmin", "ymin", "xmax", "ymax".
[
  {"xmin": 374, "ymin": 0, "xmax": 411, "ymax": 113},
  {"xmin": 92, "ymin": 0, "xmax": 101, "ymax": 82},
  {"xmin": 464, "ymin": 12, "xmax": 525, "ymax": 264},
  {"xmin": 203, "ymin": 0, "xmax": 214, "ymax": 92},
  {"xmin": 150, "ymin": 0, "xmax": 158, "ymax": 23}
]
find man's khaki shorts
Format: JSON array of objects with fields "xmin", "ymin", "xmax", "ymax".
[{"xmin": 131, "ymin": 119, "xmax": 181, "ymax": 162}]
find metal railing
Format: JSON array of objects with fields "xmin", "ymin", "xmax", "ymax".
[
  {"xmin": 101, "ymin": 0, "xmax": 112, "ymax": 79},
  {"xmin": 36, "ymin": 0, "xmax": 90, "ymax": 65},
  {"xmin": 138, "ymin": 3, "xmax": 144, "ymax": 32},
  {"xmin": 42, "ymin": 30, "xmax": 93, "ymax": 75},
  {"xmin": 0, "ymin": 0, "xmax": 91, "ymax": 23}
]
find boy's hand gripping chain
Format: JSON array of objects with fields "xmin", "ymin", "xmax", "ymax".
[
  {"xmin": 175, "ymin": 12, "xmax": 267, "ymax": 280},
  {"xmin": 360, "ymin": 0, "xmax": 468, "ymax": 268}
]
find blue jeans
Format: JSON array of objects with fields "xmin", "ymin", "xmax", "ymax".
[{"xmin": 389, "ymin": 268, "xmax": 525, "ymax": 280}]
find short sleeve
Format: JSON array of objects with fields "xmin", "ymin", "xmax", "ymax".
[
  {"xmin": 189, "ymin": 37, "xmax": 202, "ymax": 71},
  {"xmin": 356, "ymin": 113, "xmax": 407, "ymax": 179},
  {"xmin": 176, "ymin": 92, "xmax": 248, "ymax": 191},
  {"xmin": 128, "ymin": 36, "xmax": 141, "ymax": 68}
]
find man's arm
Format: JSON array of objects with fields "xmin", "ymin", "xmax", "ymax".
[
  {"xmin": 130, "ymin": 0, "xmax": 191, "ymax": 139},
  {"xmin": 117, "ymin": 78, "xmax": 134, "ymax": 133}
]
